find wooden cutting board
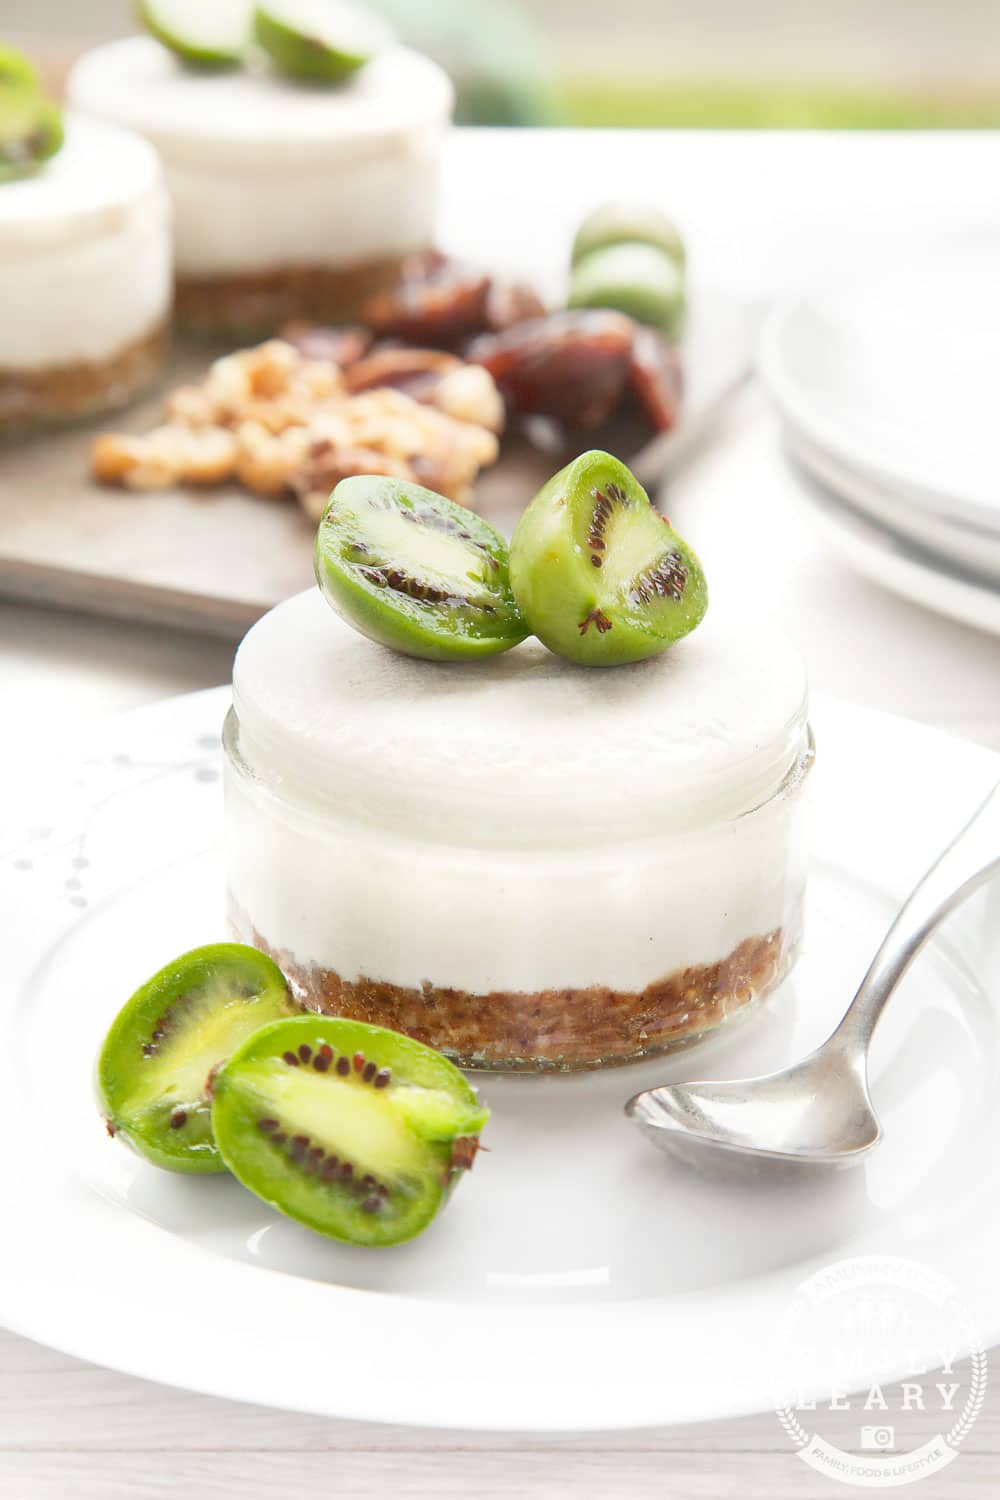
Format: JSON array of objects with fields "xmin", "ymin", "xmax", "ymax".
[{"xmin": 0, "ymin": 296, "xmax": 749, "ymax": 639}]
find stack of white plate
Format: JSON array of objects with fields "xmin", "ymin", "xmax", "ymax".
[{"xmin": 758, "ymin": 240, "xmax": 1000, "ymax": 636}]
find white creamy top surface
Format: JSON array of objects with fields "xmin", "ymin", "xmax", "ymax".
[
  {"xmin": 232, "ymin": 588, "xmax": 809, "ymax": 846},
  {"xmin": 0, "ymin": 113, "xmax": 165, "ymax": 257},
  {"xmin": 67, "ymin": 38, "xmax": 453, "ymax": 168}
]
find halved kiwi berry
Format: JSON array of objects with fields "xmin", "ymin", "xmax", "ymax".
[
  {"xmin": 253, "ymin": 0, "xmax": 393, "ymax": 83},
  {"xmin": 0, "ymin": 87, "xmax": 63, "ymax": 179},
  {"xmin": 509, "ymin": 449, "xmax": 708, "ymax": 666},
  {"xmin": 211, "ymin": 1017, "xmax": 489, "ymax": 1247},
  {"xmin": 314, "ymin": 475, "xmax": 527, "ymax": 661},
  {"xmin": 568, "ymin": 242, "xmax": 685, "ymax": 338},
  {"xmin": 97, "ymin": 943, "xmax": 297, "ymax": 1173},
  {"xmin": 136, "ymin": 0, "xmax": 252, "ymax": 67},
  {"xmin": 571, "ymin": 199, "xmax": 686, "ymax": 273}
]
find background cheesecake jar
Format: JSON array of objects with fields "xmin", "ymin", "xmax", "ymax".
[
  {"xmin": 67, "ymin": 38, "xmax": 452, "ymax": 337},
  {"xmin": 0, "ymin": 114, "xmax": 170, "ymax": 437},
  {"xmin": 224, "ymin": 589, "xmax": 813, "ymax": 1071}
]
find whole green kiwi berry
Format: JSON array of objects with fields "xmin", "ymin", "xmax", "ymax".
[
  {"xmin": 571, "ymin": 198, "xmax": 686, "ymax": 272},
  {"xmin": 568, "ymin": 242, "xmax": 686, "ymax": 338}
]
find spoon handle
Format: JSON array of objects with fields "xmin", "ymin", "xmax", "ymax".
[{"xmin": 831, "ymin": 779, "xmax": 1000, "ymax": 1054}]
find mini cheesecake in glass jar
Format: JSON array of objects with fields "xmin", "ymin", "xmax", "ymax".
[
  {"xmin": 0, "ymin": 114, "xmax": 170, "ymax": 437},
  {"xmin": 223, "ymin": 588, "xmax": 812, "ymax": 1071},
  {"xmin": 67, "ymin": 38, "xmax": 452, "ymax": 337}
]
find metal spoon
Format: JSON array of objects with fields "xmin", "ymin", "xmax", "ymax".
[{"xmin": 626, "ymin": 780, "xmax": 1000, "ymax": 1169}]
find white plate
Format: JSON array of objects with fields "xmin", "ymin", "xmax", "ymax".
[
  {"xmin": 789, "ymin": 457, "xmax": 1000, "ymax": 639},
  {"xmin": 2, "ymin": 688, "xmax": 1000, "ymax": 1429},
  {"xmin": 759, "ymin": 240, "xmax": 1000, "ymax": 530},
  {"xmin": 784, "ymin": 425, "xmax": 1000, "ymax": 584}
]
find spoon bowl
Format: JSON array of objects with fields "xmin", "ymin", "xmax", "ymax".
[
  {"xmin": 627, "ymin": 780, "xmax": 1000, "ymax": 1171},
  {"xmin": 626, "ymin": 1048, "xmax": 881, "ymax": 1167}
]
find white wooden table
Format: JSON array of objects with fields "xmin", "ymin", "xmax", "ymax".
[{"xmin": 2, "ymin": 129, "xmax": 1000, "ymax": 1498}]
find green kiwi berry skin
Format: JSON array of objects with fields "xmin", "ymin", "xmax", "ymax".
[
  {"xmin": 97, "ymin": 943, "xmax": 296, "ymax": 1174},
  {"xmin": 571, "ymin": 199, "xmax": 686, "ymax": 272},
  {"xmin": 253, "ymin": 5, "xmax": 386, "ymax": 83},
  {"xmin": 509, "ymin": 449, "xmax": 708, "ymax": 668},
  {"xmin": 135, "ymin": 0, "xmax": 249, "ymax": 67},
  {"xmin": 314, "ymin": 475, "xmax": 528, "ymax": 663},
  {"xmin": 211, "ymin": 1017, "xmax": 489, "ymax": 1248},
  {"xmin": 568, "ymin": 242, "xmax": 686, "ymax": 338}
]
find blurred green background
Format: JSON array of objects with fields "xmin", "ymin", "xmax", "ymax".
[{"xmin": 7, "ymin": 0, "xmax": 1000, "ymax": 127}]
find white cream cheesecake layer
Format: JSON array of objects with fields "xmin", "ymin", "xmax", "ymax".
[
  {"xmin": 67, "ymin": 39, "xmax": 451, "ymax": 277},
  {"xmin": 226, "ymin": 763, "xmax": 806, "ymax": 993},
  {"xmin": 0, "ymin": 115, "xmax": 170, "ymax": 370},
  {"xmin": 225, "ymin": 589, "xmax": 810, "ymax": 994}
]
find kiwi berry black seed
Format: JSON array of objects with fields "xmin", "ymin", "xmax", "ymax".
[
  {"xmin": 211, "ymin": 1016, "xmax": 490, "ymax": 1247},
  {"xmin": 314, "ymin": 475, "xmax": 527, "ymax": 661},
  {"xmin": 96, "ymin": 943, "xmax": 297, "ymax": 1173}
]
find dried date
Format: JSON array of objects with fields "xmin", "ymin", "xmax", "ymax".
[
  {"xmin": 362, "ymin": 254, "xmax": 491, "ymax": 345},
  {"xmin": 281, "ymin": 321, "xmax": 372, "ymax": 368},
  {"xmin": 628, "ymin": 326, "xmax": 684, "ymax": 433},
  {"xmin": 482, "ymin": 279, "xmax": 547, "ymax": 332},
  {"xmin": 466, "ymin": 310, "xmax": 636, "ymax": 429},
  {"xmin": 343, "ymin": 346, "xmax": 462, "ymax": 398}
]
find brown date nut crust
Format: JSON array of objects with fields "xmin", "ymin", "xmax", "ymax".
[
  {"xmin": 0, "ymin": 322, "xmax": 169, "ymax": 439},
  {"xmin": 231, "ymin": 899, "xmax": 798, "ymax": 1072},
  {"xmin": 175, "ymin": 256, "xmax": 415, "ymax": 338}
]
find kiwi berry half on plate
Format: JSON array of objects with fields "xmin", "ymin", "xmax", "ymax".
[
  {"xmin": 314, "ymin": 474, "xmax": 528, "ymax": 661},
  {"xmin": 509, "ymin": 449, "xmax": 708, "ymax": 666},
  {"xmin": 97, "ymin": 943, "xmax": 297, "ymax": 1173},
  {"xmin": 136, "ymin": 0, "xmax": 252, "ymax": 66},
  {"xmin": 253, "ymin": 0, "xmax": 393, "ymax": 82},
  {"xmin": 211, "ymin": 1017, "xmax": 490, "ymax": 1247}
]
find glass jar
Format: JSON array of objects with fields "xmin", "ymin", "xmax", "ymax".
[
  {"xmin": 223, "ymin": 591, "xmax": 814, "ymax": 1072},
  {"xmin": 0, "ymin": 115, "xmax": 170, "ymax": 438}
]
